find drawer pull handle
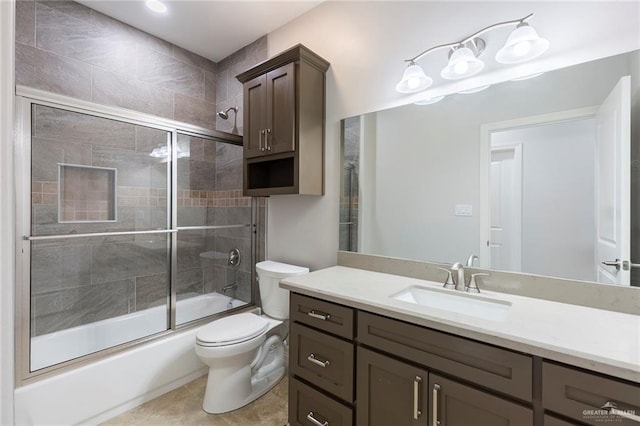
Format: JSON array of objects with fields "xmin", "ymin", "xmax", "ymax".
[
  {"xmin": 432, "ymin": 383, "xmax": 441, "ymax": 425},
  {"xmin": 604, "ymin": 401, "xmax": 640, "ymax": 423},
  {"xmin": 306, "ymin": 411, "xmax": 329, "ymax": 426},
  {"xmin": 307, "ymin": 353, "xmax": 330, "ymax": 368},
  {"xmin": 413, "ymin": 376, "xmax": 422, "ymax": 420},
  {"xmin": 307, "ymin": 310, "xmax": 331, "ymax": 321}
]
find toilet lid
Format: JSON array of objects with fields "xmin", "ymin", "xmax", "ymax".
[{"xmin": 196, "ymin": 313, "xmax": 269, "ymax": 347}]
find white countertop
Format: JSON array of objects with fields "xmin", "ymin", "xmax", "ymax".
[{"xmin": 280, "ymin": 266, "xmax": 640, "ymax": 383}]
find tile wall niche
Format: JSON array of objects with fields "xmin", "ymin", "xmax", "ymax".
[{"xmin": 17, "ymin": 0, "xmax": 269, "ymax": 335}]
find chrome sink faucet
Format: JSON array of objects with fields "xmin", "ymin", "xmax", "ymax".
[
  {"xmin": 466, "ymin": 254, "xmax": 479, "ymax": 267},
  {"xmin": 451, "ymin": 262, "xmax": 466, "ymax": 291}
]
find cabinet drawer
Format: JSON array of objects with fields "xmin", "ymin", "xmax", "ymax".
[
  {"xmin": 289, "ymin": 377, "xmax": 353, "ymax": 426},
  {"xmin": 290, "ymin": 322, "xmax": 354, "ymax": 402},
  {"xmin": 291, "ymin": 293, "xmax": 354, "ymax": 340},
  {"xmin": 542, "ymin": 362, "xmax": 640, "ymax": 426},
  {"xmin": 357, "ymin": 311, "xmax": 533, "ymax": 402}
]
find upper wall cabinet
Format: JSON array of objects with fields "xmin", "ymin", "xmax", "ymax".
[{"xmin": 237, "ymin": 44, "xmax": 330, "ymax": 196}]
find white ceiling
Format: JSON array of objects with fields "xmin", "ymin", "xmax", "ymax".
[{"xmin": 75, "ymin": 0, "xmax": 323, "ymax": 62}]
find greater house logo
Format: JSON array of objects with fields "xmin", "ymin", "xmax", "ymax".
[{"xmin": 582, "ymin": 402, "xmax": 637, "ymax": 423}]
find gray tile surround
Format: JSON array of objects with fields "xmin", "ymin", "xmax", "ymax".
[{"xmin": 18, "ymin": 0, "xmax": 268, "ymax": 337}]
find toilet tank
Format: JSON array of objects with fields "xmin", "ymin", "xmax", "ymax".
[{"xmin": 256, "ymin": 261, "xmax": 309, "ymax": 320}]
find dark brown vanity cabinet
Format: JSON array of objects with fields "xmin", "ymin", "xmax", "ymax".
[
  {"xmin": 542, "ymin": 362, "xmax": 640, "ymax": 426},
  {"xmin": 289, "ymin": 293, "xmax": 356, "ymax": 426},
  {"xmin": 357, "ymin": 311, "xmax": 533, "ymax": 426},
  {"xmin": 237, "ymin": 44, "xmax": 329, "ymax": 196},
  {"xmin": 287, "ymin": 291, "xmax": 639, "ymax": 426},
  {"xmin": 357, "ymin": 347, "xmax": 428, "ymax": 426},
  {"xmin": 429, "ymin": 374, "xmax": 533, "ymax": 426}
]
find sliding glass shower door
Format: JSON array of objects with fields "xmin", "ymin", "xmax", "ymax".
[
  {"xmin": 174, "ymin": 133, "xmax": 252, "ymax": 325},
  {"xmin": 27, "ymin": 104, "xmax": 173, "ymax": 371},
  {"xmin": 18, "ymin": 97, "xmax": 258, "ymax": 378}
]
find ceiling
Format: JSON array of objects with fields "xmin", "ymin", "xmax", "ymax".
[{"xmin": 75, "ymin": 0, "xmax": 323, "ymax": 62}]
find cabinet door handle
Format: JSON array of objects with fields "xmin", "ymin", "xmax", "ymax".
[
  {"xmin": 306, "ymin": 411, "xmax": 329, "ymax": 426},
  {"xmin": 432, "ymin": 383, "xmax": 441, "ymax": 425},
  {"xmin": 413, "ymin": 376, "xmax": 422, "ymax": 420},
  {"xmin": 307, "ymin": 310, "xmax": 330, "ymax": 321},
  {"xmin": 266, "ymin": 128, "xmax": 272, "ymax": 151},
  {"xmin": 605, "ymin": 401, "xmax": 640, "ymax": 423},
  {"xmin": 307, "ymin": 353, "xmax": 330, "ymax": 368},
  {"xmin": 259, "ymin": 129, "xmax": 265, "ymax": 151}
]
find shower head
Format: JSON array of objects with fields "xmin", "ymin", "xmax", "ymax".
[{"xmin": 217, "ymin": 106, "xmax": 238, "ymax": 120}]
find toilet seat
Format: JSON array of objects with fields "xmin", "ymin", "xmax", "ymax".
[{"xmin": 196, "ymin": 313, "xmax": 269, "ymax": 347}]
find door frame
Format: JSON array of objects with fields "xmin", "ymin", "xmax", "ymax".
[
  {"xmin": 479, "ymin": 106, "xmax": 599, "ymax": 269},
  {"xmin": 489, "ymin": 142, "xmax": 523, "ymax": 271}
]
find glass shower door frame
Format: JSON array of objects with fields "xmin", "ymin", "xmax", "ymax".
[{"xmin": 14, "ymin": 87, "xmax": 256, "ymax": 385}]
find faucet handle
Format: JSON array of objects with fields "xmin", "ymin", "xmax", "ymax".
[
  {"xmin": 437, "ymin": 267, "xmax": 456, "ymax": 289},
  {"xmin": 466, "ymin": 273, "xmax": 489, "ymax": 293}
]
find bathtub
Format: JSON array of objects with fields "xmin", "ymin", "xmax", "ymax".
[{"xmin": 31, "ymin": 293, "xmax": 247, "ymax": 371}]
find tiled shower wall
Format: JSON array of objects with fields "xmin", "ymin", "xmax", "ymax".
[
  {"xmin": 215, "ymin": 37, "xmax": 268, "ymax": 134},
  {"xmin": 17, "ymin": 0, "xmax": 269, "ymax": 335},
  {"xmin": 339, "ymin": 117, "xmax": 360, "ymax": 251}
]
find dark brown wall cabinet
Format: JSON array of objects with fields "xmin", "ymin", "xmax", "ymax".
[
  {"xmin": 237, "ymin": 45, "xmax": 329, "ymax": 196},
  {"xmin": 287, "ymin": 291, "xmax": 640, "ymax": 426}
]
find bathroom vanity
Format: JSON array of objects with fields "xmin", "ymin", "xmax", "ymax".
[{"xmin": 282, "ymin": 266, "xmax": 640, "ymax": 426}]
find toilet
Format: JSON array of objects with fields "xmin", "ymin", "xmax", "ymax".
[{"xmin": 195, "ymin": 260, "xmax": 309, "ymax": 414}]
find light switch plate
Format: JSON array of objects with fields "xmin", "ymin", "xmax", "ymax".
[{"xmin": 455, "ymin": 204, "xmax": 473, "ymax": 216}]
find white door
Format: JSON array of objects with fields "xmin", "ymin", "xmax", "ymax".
[
  {"xmin": 595, "ymin": 76, "xmax": 631, "ymax": 285},
  {"xmin": 489, "ymin": 145, "xmax": 522, "ymax": 271}
]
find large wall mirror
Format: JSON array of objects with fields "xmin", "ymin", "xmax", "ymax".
[{"xmin": 339, "ymin": 49, "xmax": 639, "ymax": 287}]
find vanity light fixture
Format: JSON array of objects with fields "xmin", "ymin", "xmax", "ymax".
[
  {"xmin": 496, "ymin": 23, "xmax": 549, "ymax": 64},
  {"xmin": 395, "ymin": 13, "xmax": 548, "ymax": 93},
  {"xmin": 396, "ymin": 61, "xmax": 433, "ymax": 93},
  {"xmin": 146, "ymin": 0, "xmax": 167, "ymax": 13},
  {"xmin": 441, "ymin": 42, "xmax": 485, "ymax": 80}
]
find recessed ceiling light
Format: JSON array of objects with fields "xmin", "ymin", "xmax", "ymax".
[{"xmin": 146, "ymin": 0, "xmax": 167, "ymax": 14}]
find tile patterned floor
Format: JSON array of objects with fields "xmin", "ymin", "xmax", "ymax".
[{"xmin": 102, "ymin": 375, "xmax": 288, "ymax": 426}]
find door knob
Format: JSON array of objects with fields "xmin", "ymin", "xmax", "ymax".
[{"xmin": 601, "ymin": 259, "xmax": 640, "ymax": 271}]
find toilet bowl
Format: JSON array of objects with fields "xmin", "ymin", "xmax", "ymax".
[{"xmin": 195, "ymin": 260, "xmax": 308, "ymax": 414}]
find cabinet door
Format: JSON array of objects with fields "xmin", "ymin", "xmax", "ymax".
[
  {"xmin": 266, "ymin": 62, "xmax": 296, "ymax": 155},
  {"xmin": 243, "ymin": 73, "xmax": 267, "ymax": 158},
  {"xmin": 357, "ymin": 347, "xmax": 428, "ymax": 426},
  {"xmin": 429, "ymin": 373, "xmax": 533, "ymax": 426}
]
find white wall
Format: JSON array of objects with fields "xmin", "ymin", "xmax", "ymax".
[
  {"xmin": 0, "ymin": 1, "xmax": 15, "ymax": 424},
  {"xmin": 266, "ymin": 1, "xmax": 640, "ymax": 271},
  {"xmin": 492, "ymin": 120, "xmax": 597, "ymax": 281}
]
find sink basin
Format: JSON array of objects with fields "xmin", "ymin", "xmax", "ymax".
[{"xmin": 390, "ymin": 285, "xmax": 511, "ymax": 321}]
